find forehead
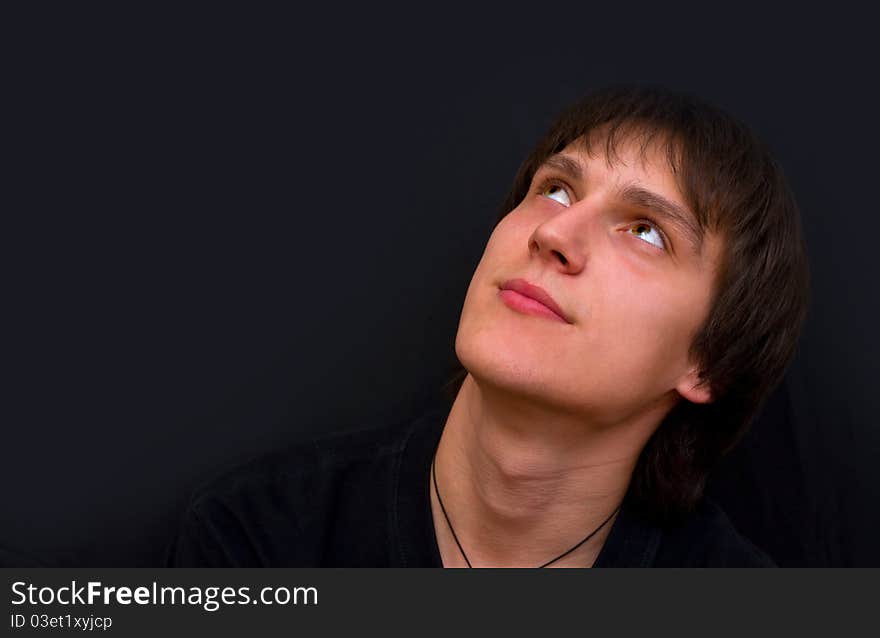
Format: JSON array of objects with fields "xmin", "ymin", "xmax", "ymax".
[{"xmin": 552, "ymin": 134, "xmax": 684, "ymax": 195}]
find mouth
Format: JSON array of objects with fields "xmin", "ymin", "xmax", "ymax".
[{"xmin": 498, "ymin": 278, "xmax": 571, "ymax": 324}]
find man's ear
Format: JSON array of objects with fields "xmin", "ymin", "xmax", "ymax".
[{"xmin": 675, "ymin": 366, "xmax": 714, "ymax": 404}]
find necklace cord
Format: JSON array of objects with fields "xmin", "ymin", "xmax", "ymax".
[{"xmin": 431, "ymin": 451, "xmax": 620, "ymax": 568}]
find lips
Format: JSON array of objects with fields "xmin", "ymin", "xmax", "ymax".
[{"xmin": 499, "ymin": 278, "xmax": 571, "ymax": 323}]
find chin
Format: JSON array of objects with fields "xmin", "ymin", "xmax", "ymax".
[{"xmin": 455, "ymin": 328, "xmax": 555, "ymax": 399}]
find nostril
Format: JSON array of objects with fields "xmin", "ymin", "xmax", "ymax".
[{"xmin": 553, "ymin": 250, "xmax": 568, "ymax": 265}]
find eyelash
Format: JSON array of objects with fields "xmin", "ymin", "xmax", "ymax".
[{"xmin": 532, "ymin": 176, "xmax": 670, "ymax": 252}]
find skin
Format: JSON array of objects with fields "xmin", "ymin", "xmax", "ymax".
[{"xmin": 430, "ymin": 133, "xmax": 725, "ymax": 567}]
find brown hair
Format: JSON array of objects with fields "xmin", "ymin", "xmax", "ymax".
[{"xmin": 441, "ymin": 85, "xmax": 811, "ymax": 524}]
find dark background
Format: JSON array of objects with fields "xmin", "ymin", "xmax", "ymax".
[{"xmin": 5, "ymin": 6, "xmax": 878, "ymax": 566}]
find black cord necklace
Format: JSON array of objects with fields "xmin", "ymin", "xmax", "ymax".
[{"xmin": 431, "ymin": 451, "xmax": 620, "ymax": 568}]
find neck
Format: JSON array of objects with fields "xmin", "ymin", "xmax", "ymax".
[{"xmin": 430, "ymin": 373, "xmax": 669, "ymax": 568}]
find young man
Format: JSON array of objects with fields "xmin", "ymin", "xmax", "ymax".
[{"xmin": 168, "ymin": 85, "xmax": 809, "ymax": 567}]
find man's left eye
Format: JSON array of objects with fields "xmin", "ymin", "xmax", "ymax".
[{"xmin": 630, "ymin": 222, "xmax": 666, "ymax": 251}]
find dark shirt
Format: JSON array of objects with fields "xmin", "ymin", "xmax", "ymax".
[{"xmin": 166, "ymin": 396, "xmax": 776, "ymax": 567}]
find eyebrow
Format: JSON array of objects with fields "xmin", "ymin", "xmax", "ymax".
[{"xmin": 536, "ymin": 154, "xmax": 705, "ymax": 257}]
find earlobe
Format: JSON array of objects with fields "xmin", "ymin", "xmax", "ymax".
[{"xmin": 676, "ymin": 367, "xmax": 714, "ymax": 404}]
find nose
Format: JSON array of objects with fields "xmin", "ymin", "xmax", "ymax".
[{"xmin": 528, "ymin": 208, "xmax": 588, "ymax": 274}]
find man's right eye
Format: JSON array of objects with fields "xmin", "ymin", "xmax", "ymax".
[{"xmin": 535, "ymin": 178, "xmax": 572, "ymax": 207}]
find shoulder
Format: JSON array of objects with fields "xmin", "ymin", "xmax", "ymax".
[
  {"xmin": 192, "ymin": 413, "xmax": 415, "ymax": 511},
  {"xmin": 653, "ymin": 497, "xmax": 777, "ymax": 567},
  {"xmin": 201, "ymin": 413, "xmax": 415, "ymax": 496},
  {"xmin": 167, "ymin": 411, "xmax": 421, "ymax": 566}
]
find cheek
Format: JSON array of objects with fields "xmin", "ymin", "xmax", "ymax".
[
  {"xmin": 462, "ymin": 218, "xmax": 530, "ymax": 293},
  {"xmin": 583, "ymin": 273, "xmax": 699, "ymax": 376},
  {"xmin": 485, "ymin": 214, "xmax": 531, "ymax": 255}
]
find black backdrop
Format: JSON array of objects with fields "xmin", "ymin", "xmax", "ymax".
[{"xmin": 5, "ymin": 6, "xmax": 878, "ymax": 566}]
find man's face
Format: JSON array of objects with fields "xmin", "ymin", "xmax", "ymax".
[{"xmin": 455, "ymin": 135, "xmax": 724, "ymax": 426}]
